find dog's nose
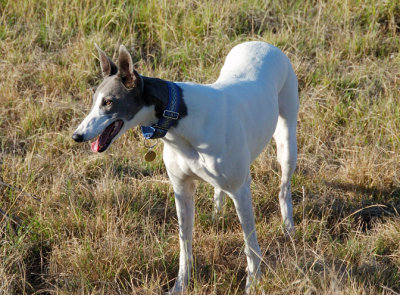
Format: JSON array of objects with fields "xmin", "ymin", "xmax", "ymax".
[{"xmin": 72, "ymin": 133, "xmax": 84, "ymax": 142}]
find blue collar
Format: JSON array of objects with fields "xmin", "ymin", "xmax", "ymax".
[{"xmin": 140, "ymin": 81, "xmax": 181, "ymax": 139}]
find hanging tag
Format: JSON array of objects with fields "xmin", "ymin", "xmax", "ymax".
[
  {"xmin": 145, "ymin": 150, "xmax": 156, "ymax": 162},
  {"xmin": 143, "ymin": 139, "xmax": 158, "ymax": 162}
]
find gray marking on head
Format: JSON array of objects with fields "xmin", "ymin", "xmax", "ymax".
[{"xmin": 73, "ymin": 44, "xmax": 187, "ymax": 145}]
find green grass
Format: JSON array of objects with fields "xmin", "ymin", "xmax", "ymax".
[{"xmin": 1, "ymin": 0, "xmax": 400, "ymax": 294}]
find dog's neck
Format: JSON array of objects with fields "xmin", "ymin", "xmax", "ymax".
[
  {"xmin": 140, "ymin": 76, "xmax": 216, "ymax": 148},
  {"xmin": 141, "ymin": 76, "xmax": 187, "ymax": 122}
]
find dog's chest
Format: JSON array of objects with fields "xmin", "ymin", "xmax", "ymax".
[
  {"xmin": 164, "ymin": 143, "xmax": 245, "ymax": 190},
  {"xmin": 167, "ymin": 147, "xmax": 213, "ymax": 179}
]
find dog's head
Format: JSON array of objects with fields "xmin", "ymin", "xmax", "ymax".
[{"xmin": 72, "ymin": 45, "xmax": 151, "ymax": 152}]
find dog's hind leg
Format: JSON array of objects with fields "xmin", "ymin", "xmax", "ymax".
[
  {"xmin": 166, "ymin": 174, "xmax": 196, "ymax": 295},
  {"xmin": 212, "ymin": 188, "xmax": 226, "ymax": 221},
  {"xmin": 273, "ymin": 68, "xmax": 299, "ymax": 233}
]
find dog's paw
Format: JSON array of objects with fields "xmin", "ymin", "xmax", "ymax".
[
  {"xmin": 245, "ymin": 285, "xmax": 266, "ymax": 295},
  {"xmin": 245, "ymin": 272, "xmax": 266, "ymax": 295},
  {"xmin": 282, "ymin": 223, "xmax": 295, "ymax": 237},
  {"xmin": 165, "ymin": 282, "xmax": 187, "ymax": 295},
  {"xmin": 165, "ymin": 288, "xmax": 186, "ymax": 295}
]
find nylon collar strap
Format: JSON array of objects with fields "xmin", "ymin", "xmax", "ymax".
[{"xmin": 140, "ymin": 81, "xmax": 181, "ymax": 139}]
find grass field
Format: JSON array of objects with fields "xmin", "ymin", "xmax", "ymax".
[{"xmin": 1, "ymin": 0, "xmax": 400, "ymax": 294}]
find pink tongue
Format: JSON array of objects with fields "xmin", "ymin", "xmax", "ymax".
[{"xmin": 91, "ymin": 139, "xmax": 99, "ymax": 153}]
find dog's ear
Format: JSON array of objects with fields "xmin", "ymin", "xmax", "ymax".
[
  {"xmin": 95, "ymin": 43, "xmax": 118, "ymax": 77},
  {"xmin": 118, "ymin": 45, "xmax": 141, "ymax": 89}
]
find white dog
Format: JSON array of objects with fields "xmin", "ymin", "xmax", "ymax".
[{"xmin": 73, "ymin": 41, "xmax": 299, "ymax": 294}]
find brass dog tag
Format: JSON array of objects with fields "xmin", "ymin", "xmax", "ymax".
[{"xmin": 145, "ymin": 150, "xmax": 156, "ymax": 162}]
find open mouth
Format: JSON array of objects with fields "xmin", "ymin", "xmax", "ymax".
[{"xmin": 91, "ymin": 120, "xmax": 124, "ymax": 153}]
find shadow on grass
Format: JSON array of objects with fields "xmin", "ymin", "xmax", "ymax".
[{"xmin": 324, "ymin": 181, "xmax": 400, "ymax": 229}]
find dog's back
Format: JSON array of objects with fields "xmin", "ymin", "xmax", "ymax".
[{"xmin": 216, "ymin": 41, "xmax": 292, "ymax": 91}]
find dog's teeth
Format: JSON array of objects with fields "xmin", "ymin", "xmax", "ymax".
[{"xmin": 114, "ymin": 122, "xmax": 119, "ymax": 127}]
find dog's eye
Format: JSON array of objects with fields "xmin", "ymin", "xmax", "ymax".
[{"xmin": 104, "ymin": 99, "xmax": 112, "ymax": 106}]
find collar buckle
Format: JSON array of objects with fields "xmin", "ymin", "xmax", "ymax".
[{"xmin": 163, "ymin": 110, "xmax": 179, "ymax": 120}]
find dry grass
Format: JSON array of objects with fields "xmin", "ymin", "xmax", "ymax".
[{"xmin": 1, "ymin": 0, "xmax": 400, "ymax": 294}]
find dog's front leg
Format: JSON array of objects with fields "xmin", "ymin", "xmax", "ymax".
[
  {"xmin": 166, "ymin": 175, "xmax": 196, "ymax": 295},
  {"xmin": 227, "ymin": 177, "xmax": 263, "ymax": 294}
]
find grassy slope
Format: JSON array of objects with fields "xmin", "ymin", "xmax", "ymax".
[{"xmin": 1, "ymin": 0, "xmax": 400, "ymax": 294}]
